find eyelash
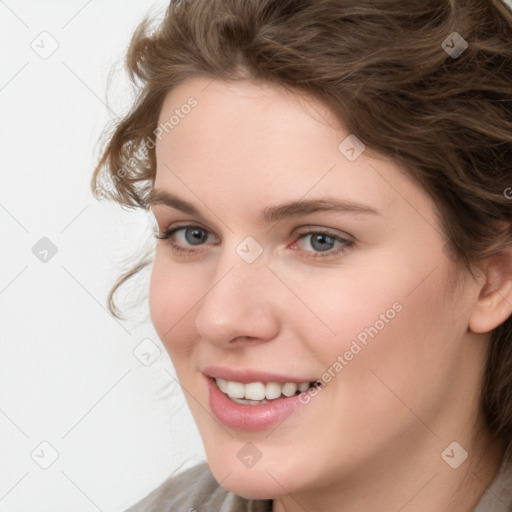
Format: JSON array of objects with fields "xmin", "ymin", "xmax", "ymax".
[{"xmin": 155, "ymin": 224, "xmax": 354, "ymax": 259}]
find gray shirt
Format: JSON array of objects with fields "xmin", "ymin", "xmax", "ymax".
[{"xmin": 126, "ymin": 455, "xmax": 512, "ymax": 512}]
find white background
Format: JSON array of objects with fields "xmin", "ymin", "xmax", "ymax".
[{"xmin": 0, "ymin": 1, "xmax": 205, "ymax": 510}]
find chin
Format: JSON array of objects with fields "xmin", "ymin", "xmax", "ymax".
[
  {"xmin": 207, "ymin": 457, "xmax": 305, "ymax": 500},
  {"xmin": 213, "ymin": 470, "xmax": 282, "ymax": 500}
]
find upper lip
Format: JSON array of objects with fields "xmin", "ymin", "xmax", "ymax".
[{"xmin": 202, "ymin": 365, "xmax": 316, "ymax": 384}]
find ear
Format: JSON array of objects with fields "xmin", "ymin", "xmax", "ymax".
[{"xmin": 469, "ymin": 248, "xmax": 512, "ymax": 334}]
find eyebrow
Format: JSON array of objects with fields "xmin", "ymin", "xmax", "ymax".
[{"xmin": 147, "ymin": 189, "xmax": 380, "ymax": 222}]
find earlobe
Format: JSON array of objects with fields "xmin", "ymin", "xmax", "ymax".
[{"xmin": 469, "ymin": 249, "xmax": 512, "ymax": 334}]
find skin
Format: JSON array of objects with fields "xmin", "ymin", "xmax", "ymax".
[{"xmin": 149, "ymin": 76, "xmax": 511, "ymax": 512}]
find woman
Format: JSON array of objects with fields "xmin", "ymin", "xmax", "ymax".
[{"xmin": 92, "ymin": 0, "xmax": 512, "ymax": 510}]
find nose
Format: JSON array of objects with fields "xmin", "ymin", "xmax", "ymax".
[{"xmin": 194, "ymin": 258, "xmax": 281, "ymax": 348}]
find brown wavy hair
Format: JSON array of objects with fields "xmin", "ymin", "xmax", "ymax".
[{"xmin": 92, "ymin": 0, "xmax": 512, "ymax": 451}]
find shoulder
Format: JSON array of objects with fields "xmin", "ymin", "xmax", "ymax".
[
  {"xmin": 124, "ymin": 462, "xmax": 272, "ymax": 512},
  {"xmin": 473, "ymin": 450, "xmax": 512, "ymax": 512},
  {"xmin": 124, "ymin": 462, "xmax": 225, "ymax": 511}
]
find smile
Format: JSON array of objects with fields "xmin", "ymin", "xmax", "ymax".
[
  {"xmin": 206, "ymin": 375, "xmax": 323, "ymax": 431},
  {"xmin": 215, "ymin": 378, "xmax": 317, "ymax": 405}
]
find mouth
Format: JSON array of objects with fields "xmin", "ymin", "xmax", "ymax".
[
  {"xmin": 202, "ymin": 366, "xmax": 324, "ymax": 430},
  {"xmin": 205, "ymin": 372, "xmax": 324, "ymax": 431},
  {"xmin": 214, "ymin": 377, "xmax": 321, "ymax": 405}
]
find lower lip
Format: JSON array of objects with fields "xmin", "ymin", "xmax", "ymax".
[{"xmin": 207, "ymin": 377, "xmax": 314, "ymax": 431}]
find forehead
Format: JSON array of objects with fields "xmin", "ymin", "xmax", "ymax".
[
  {"xmin": 155, "ymin": 77, "xmax": 343, "ymax": 164},
  {"xmin": 158, "ymin": 77, "xmax": 340, "ymax": 126},
  {"xmin": 153, "ymin": 77, "xmax": 431, "ymax": 226}
]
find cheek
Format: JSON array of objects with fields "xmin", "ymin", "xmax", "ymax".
[
  {"xmin": 334, "ymin": 265, "xmax": 461, "ymax": 421},
  {"xmin": 149, "ymin": 253, "xmax": 200, "ymax": 355},
  {"xmin": 277, "ymin": 265, "xmax": 405, "ymax": 366},
  {"xmin": 299, "ymin": 257, "xmax": 459, "ymax": 396}
]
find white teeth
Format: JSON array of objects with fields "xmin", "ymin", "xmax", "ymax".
[
  {"xmin": 298, "ymin": 382, "xmax": 310, "ymax": 392},
  {"xmin": 217, "ymin": 378, "xmax": 228, "ymax": 393},
  {"xmin": 265, "ymin": 382, "xmax": 282, "ymax": 400},
  {"xmin": 282, "ymin": 382, "xmax": 298, "ymax": 397},
  {"xmin": 231, "ymin": 397, "xmax": 270, "ymax": 405},
  {"xmin": 226, "ymin": 380, "xmax": 245, "ymax": 399},
  {"xmin": 245, "ymin": 382, "xmax": 266, "ymax": 400},
  {"xmin": 215, "ymin": 378, "xmax": 311, "ymax": 401}
]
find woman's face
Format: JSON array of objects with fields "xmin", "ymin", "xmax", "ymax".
[{"xmin": 149, "ymin": 77, "xmax": 487, "ymax": 500}]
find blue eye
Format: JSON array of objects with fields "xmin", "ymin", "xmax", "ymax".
[
  {"xmin": 156, "ymin": 224, "xmax": 353, "ymax": 259},
  {"xmin": 295, "ymin": 231, "xmax": 352, "ymax": 257},
  {"xmin": 180, "ymin": 226, "xmax": 209, "ymax": 245},
  {"xmin": 156, "ymin": 225, "xmax": 215, "ymax": 253},
  {"xmin": 302, "ymin": 233, "xmax": 336, "ymax": 252}
]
